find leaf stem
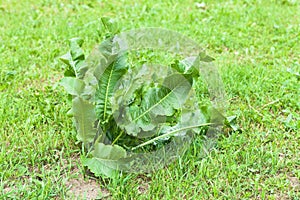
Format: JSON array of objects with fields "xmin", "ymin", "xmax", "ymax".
[
  {"xmin": 71, "ymin": 60, "xmax": 78, "ymax": 78},
  {"xmin": 112, "ymin": 131, "xmax": 124, "ymax": 145},
  {"xmin": 131, "ymin": 123, "xmax": 213, "ymax": 150}
]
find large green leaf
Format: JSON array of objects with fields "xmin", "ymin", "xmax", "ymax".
[
  {"xmin": 95, "ymin": 55, "xmax": 127, "ymax": 122},
  {"xmin": 60, "ymin": 77, "xmax": 98, "ymax": 145},
  {"xmin": 72, "ymin": 96, "xmax": 97, "ymax": 144},
  {"xmin": 94, "ymin": 47, "xmax": 127, "ymax": 123},
  {"xmin": 82, "ymin": 143, "xmax": 127, "ymax": 177},
  {"xmin": 123, "ymin": 73, "xmax": 192, "ymax": 136}
]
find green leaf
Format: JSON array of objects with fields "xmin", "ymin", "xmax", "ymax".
[
  {"xmin": 100, "ymin": 17, "xmax": 120, "ymax": 37},
  {"xmin": 60, "ymin": 52, "xmax": 72, "ymax": 67},
  {"xmin": 72, "ymin": 96, "xmax": 97, "ymax": 144},
  {"xmin": 59, "ymin": 38, "xmax": 85, "ymax": 78},
  {"xmin": 59, "ymin": 77, "xmax": 85, "ymax": 96},
  {"xmin": 123, "ymin": 74, "xmax": 192, "ymax": 136},
  {"xmin": 199, "ymin": 52, "xmax": 215, "ymax": 62},
  {"xmin": 171, "ymin": 58, "xmax": 196, "ymax": 74},
  {"xmin": 94, "ymin": 44, "xmax": 127, "ymax": 122},
  {"xmin": 70, "ymin": 38, "xmax": 84, "ymax": 61},
  {"xmin": 82, "ymin": 143, "xmax": 127, "ymax": 177},
  {"xmin": 225, "ymin": 115, "xmax": 241, "ymax": 132},
  {"xmin": 132, "ymin": 108, "xmax": 209, "ymax": 150}
]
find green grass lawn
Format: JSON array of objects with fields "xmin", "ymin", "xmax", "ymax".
[{"xmin": 1, "ymin": 0, "xmax": 299, "ymax": 199}]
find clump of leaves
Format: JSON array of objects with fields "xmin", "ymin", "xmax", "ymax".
[{"xmin": 60, "ymin": 38, "xmax": 212, "ymax": 177}]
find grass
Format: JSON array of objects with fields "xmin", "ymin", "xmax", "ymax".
[{"xmin": 1, "ymin": 0, "xmax": 299, "ymax": 199}]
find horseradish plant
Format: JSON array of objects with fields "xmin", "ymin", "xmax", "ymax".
[{"xmin": 60, "ymin": 38, "xmax": 213, "ymax": 177}]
